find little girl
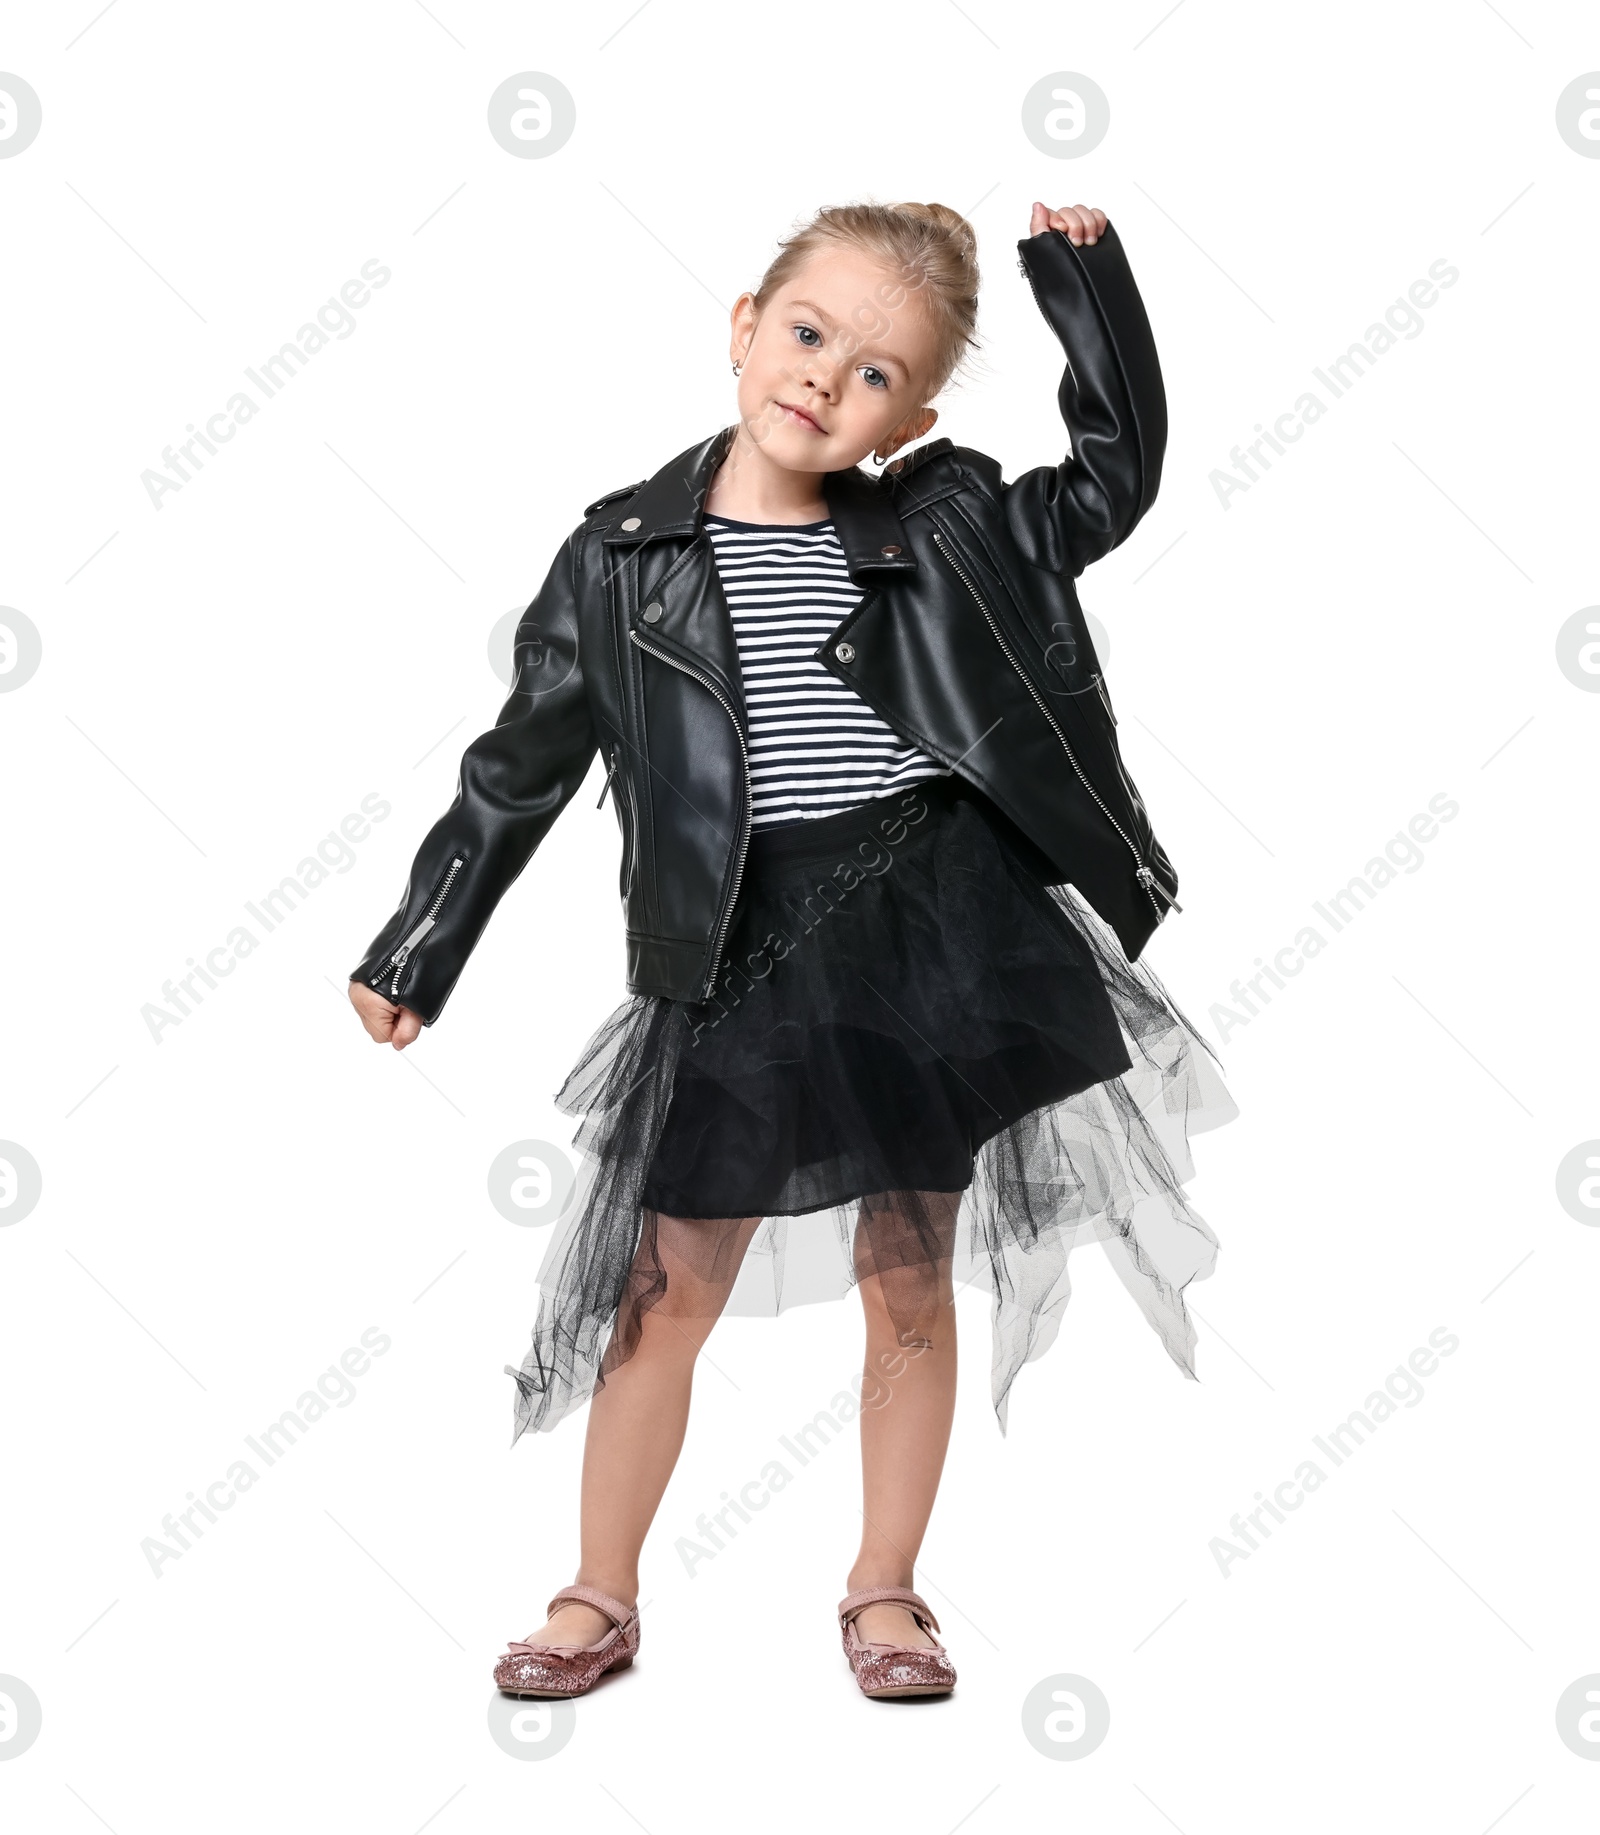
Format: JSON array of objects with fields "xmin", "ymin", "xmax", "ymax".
[{"xmin": 349, "ymin": 198, "xmax": 1238, "ymax": 1701}]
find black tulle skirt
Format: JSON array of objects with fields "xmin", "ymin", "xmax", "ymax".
[{"xmin": 505, "ymin": 770, "xmax": 1238, "ymax": 1443}]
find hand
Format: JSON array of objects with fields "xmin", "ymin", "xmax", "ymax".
[
  {"xmin": 1029, "ymin": 201, "xmax": 1107, "ymax": 245},
  {"xmin": 349, "ymin": 978, "xmax": 425, "ymax": 1050}
]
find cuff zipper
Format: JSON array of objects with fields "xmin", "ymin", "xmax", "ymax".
[{"xmin": 378, "ymin": 853, "xmax": 466, "ymax": 997}]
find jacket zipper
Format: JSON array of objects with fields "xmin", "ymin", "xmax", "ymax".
[
  {"xmin": 628, "ymin": 628, "xmax": 752, "ymax": 998},
  {"xmin": 377, "ymin": 853, "xmax": 466, "ymax": 996},
  {"xmin": 610, "ymin": 743, "xmax": 638, "ymax": 893},
  {"xmin": 596, "ymin": 748, "xmax": 618, "ymax": 808},
  {"xmin": 930, "ymin": 528, "xmax": 1180, "ymax": 922}
]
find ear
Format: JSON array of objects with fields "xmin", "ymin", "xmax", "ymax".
[
  {"xmin": 728, "ymin": 290, "xmax": 757, "ymax": 365},
  {"xmin": 880, "ymin": 406, "xmax": 938, "ymax": 463}
]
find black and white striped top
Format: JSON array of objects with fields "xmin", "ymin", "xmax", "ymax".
[{"xmin": 704, "ymin": 514, "xmax": 950, "ymax": 831}]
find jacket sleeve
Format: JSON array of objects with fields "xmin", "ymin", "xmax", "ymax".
[
  {"xmin": 349, "ymin": 527, "xmax": 598, "ymax": 1026},
  {"xmin": 1004, "ymin": 220, "xmax": 1167, "ymax": 579}
]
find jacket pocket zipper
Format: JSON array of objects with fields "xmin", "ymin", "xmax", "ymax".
[
  {"xmin": 609, "ymin": 743, "xmax": 638, "ymax": 897},
  {"xmin": 378, "ymin": 853, "xmax": 466, "ymax": 997},
  {"xmin": 629, "ymin": 628, "xmax": 752, "ymax": 998},
  {"xmin": 596, "ymin": 749, "xmax": 619, "ymax": 808},
  {"xmin": 931, "ymin": 528, "xmax": 1180, "ymax": 922}
]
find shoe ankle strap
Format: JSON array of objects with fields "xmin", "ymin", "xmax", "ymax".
[
  {"xmin": 837, "ymin": 1585, "xmax": 941, "ymax": 1634},
  {"xmin": 547, "ymin": 1583, "xmax": 636, "ymax": 1627}
]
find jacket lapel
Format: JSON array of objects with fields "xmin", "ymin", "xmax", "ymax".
[{"xmin": 599, "ymin": 425, "xmax": 923, "ymax": 712}]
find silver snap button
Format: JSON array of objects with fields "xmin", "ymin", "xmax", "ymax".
[
  {"xmin": 835, "ymin": 640, "xmax": 855, "ymax": 663},
  {"xmin": 620, "ymin": 516, "xmax": 641, "ymax": 531},
  {"xmin": 642, "ymin": 601, "xmax": 663, "ymax": 622},
  {"xmin": 879, "ymin": 544, "xmax": 902, "ymax": 557}
]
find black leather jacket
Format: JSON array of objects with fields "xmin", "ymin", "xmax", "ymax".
[{"xmin": 350, "ymin": 220, "xmax": 1179, "ymax": 1026}]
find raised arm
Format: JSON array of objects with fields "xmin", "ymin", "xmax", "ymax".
[
  {"xmin": 348, "ymin": 527, "xmax": 598, "ymax": 1031},
  {"xmin": 1006, "ymin": 216, "xmax": 1168, "ymax": 578}
]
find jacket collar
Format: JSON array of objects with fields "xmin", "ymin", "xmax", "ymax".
[{"xmin": 599, "ymin": 423, "xmax": 921, "ymax": 583}]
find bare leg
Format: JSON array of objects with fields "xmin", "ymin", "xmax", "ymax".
[
  {"xmin": 524, "ymin": 1208, "xmax": 765, "ymax": 1646},
  {"xmin": 846, "ymin": 1189, "xmax": 962, "ymax": 1649}
]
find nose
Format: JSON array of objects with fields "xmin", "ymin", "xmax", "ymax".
[
  {"xmin": 798, "ymin": 343, "xmax": 846, "ymax": 396},
  {"xmin": 801, "ymin": 366, "xmax": 839, "ymax": 402}
]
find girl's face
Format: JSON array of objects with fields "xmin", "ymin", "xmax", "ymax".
[{"xmin": 729, "ymin": 243, "xmax": 943, "ymax": 471}]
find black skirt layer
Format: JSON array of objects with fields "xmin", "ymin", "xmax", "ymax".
[{"xmin": 506, "ymin": 772, "xmax": 1238, "ymax": 1442}]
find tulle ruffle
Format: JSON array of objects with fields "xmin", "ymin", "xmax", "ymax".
[{"xmin": 505, "ymin": 777, "xmax": 1238, "ymax": 1442}]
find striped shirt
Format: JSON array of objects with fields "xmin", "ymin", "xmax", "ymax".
[{"xmin": 704, "ymin": 514, "xmax": 951, "ymax": 831}]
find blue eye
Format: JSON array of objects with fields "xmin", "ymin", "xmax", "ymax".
[{"xmin": 792, "ymin": 324, "xmax": 890, "ymax": 390}]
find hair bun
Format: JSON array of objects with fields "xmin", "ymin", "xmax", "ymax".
[{"xmin": 889, "ymin": 200, "xmax": 978, "ymax": 263}]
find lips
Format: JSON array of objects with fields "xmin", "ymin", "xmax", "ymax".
[{"xmin": 777, "ymin": 401, "xmax": 825, "ymax": 433}]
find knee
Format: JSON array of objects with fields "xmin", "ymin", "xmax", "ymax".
[
  {"xmin": 857, "ymin": 1261, "xmax": 955, "ymax": 1343},
  {"xmin": 635, "ymin": 1302, "xmax": 720, "ymax": 1360},
  {"xmin": 627, "ymin": 1211, "xmax": 762, "ymax": 1350}
]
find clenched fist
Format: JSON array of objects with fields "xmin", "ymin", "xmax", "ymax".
[
  {"xmin": 1028, "ymin": 201, "xmax": 1107, "ymax": 245},
  {"xmin": 349, "ymin": 978, "xmax": 425, "ymax": 1050}
]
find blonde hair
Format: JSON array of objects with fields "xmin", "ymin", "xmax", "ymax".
[{"xmin": 750, "ymin": 199, "xmax": 982, "ymax": 404}]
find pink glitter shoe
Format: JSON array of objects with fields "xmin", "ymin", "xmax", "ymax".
[
  {"xmin": 838, "ymin": 1585, "xmax": 957, "ymax": 1699},
  {"xmin": 493, "ymin": 1584, "xmax": 640, "ymax": 1698}
]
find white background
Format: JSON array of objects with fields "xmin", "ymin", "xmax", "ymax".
[{"xmin": 3, "ymin": 0, "xmax": 1597, "ymax": 1826}]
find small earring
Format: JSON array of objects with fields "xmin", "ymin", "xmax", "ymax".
[{"xmin": 732, "ymin": 360, "xmax": 743, "ymax": 376}]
